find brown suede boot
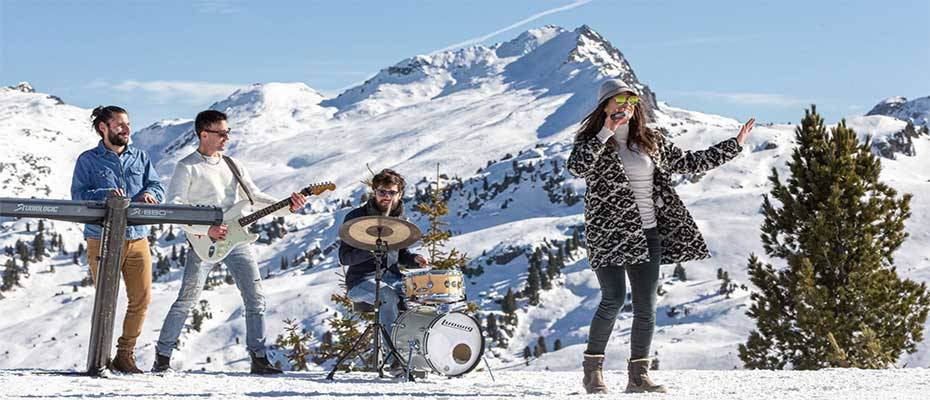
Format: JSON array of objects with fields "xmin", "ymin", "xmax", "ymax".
[
  {"xmin": 110, "ymin": 350, "xmax": 144, "ymax": 374},
  {"xmin": 626, "ymin": 358, "xmax": 666, "ymax": 393},
  {"xmin": 582, "ymin": 354, "xmax": 609, "ymax": 394}
]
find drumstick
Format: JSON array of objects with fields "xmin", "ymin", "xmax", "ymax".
[{"xmin": 384, "ymin": 197, "xmax": 395, "ymax": 217}]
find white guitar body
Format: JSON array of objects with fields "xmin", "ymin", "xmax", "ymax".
[{"xmin": 187, "ymin": 200, "xmax": 260, "ymax": 263}]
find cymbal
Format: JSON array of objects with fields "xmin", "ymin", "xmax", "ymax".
[{"xmin": 339, "ymin": 216, "xmax": 421, "ymax": 251}]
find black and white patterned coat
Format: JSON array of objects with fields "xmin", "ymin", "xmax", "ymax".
[{"xmin": 567, "ymin": 131, "xmax": 743, "ymax": 270}]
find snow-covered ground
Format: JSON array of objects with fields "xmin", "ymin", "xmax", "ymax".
[{"xmin": 1, "ymin": 368, "xmax": 928, "ymax": 399}]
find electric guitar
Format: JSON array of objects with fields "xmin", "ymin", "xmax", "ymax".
[{"xmin": 187, "ymin": 182, "xmax": 336, "ymax": 263}]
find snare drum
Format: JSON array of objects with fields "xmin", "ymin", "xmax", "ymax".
[
  {"xmin": 391, "ymin": 305, "xmax": 484, "ymax": 377},
  {"xmin": 403, "ymin": 268, "xmax": 465, "ymax": 304}
]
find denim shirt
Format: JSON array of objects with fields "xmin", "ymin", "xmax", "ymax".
[{"xmin": 70, "ymin": 141, "xmax": 166, "ymax": 240}]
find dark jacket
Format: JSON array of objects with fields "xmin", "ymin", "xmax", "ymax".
[
  {"xmin": 567, "ymin": 131, "xmax": 743, "ymax": 270},
  {"xmin": 340, "ymin": 198, "xmax": 419, "ymax": 289}
]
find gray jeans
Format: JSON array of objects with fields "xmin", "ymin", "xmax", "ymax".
[
  {"xmin": 155, "ymin": 243, "xmax": 268, "ymax": 358},
  {"xmin": 347, "ymin": 271, "xmax": 405, "ymax": 363},
  {"xmin": 585, "ymin": 227, "xmax": 662, "ymax": 359}
]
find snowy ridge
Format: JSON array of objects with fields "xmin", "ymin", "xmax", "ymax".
[
  {"xmin": 867, "ymin": 95, "xmax": 930, "ymax": 129},
  {"xmin": 0, "ymin": 84, "xmax": 99, "ymax": 198}
]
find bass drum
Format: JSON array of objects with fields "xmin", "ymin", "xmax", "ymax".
[{"xmin": 391, "ymin": 306, "xmax": 485, "ymax": 377}]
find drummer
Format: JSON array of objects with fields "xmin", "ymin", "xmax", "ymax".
[{"xmin": 339, "ymin": 168, "xmax": 429, "ymax": 375}]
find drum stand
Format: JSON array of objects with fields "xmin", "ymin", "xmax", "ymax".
[{"xmin": 326, "ymin": 236, "xmax": 412, "ymax": 381}]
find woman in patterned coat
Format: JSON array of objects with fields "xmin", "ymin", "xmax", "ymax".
[{"xmin": 568, "ymin": 79, "xmax": 755, "ymax": 394}]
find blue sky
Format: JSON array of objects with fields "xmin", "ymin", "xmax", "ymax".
[{"xmin": 2, "ymin": 0, "xmax": 928, "ymax": 129}]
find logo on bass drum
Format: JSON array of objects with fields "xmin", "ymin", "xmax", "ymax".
[{"xmin": 440, "ymin": 319, "xmax": 474, "ymax": 332}]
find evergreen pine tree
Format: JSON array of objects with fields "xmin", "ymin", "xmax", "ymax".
[
  {"xmin": 316, "ymin": 288, "xmax": 376, "ymax": 371},
  {"xmin": 486, "ymin": 314, "xmax": 499, "ymax": 342},
  {"xmin": 501, "ymin": 288, "xmax": 518, "ymax": 316},
  {"xmin": 274, "ymin": 318, "xmax": 315, "ymax": 371},
  {"xmin": 525, "ymin": 265, "xmax": 541, "ymax": 305},
  {"xmin": 554, "ymin": 339, "xmax": 562, "ymax": 351},
  {"xmin": 534, "ymin": 336, "xmax": 547, "ymax": 357},
  {"xmin": 537, "ymin": 261, "xmax": 551, "ymax": 291},
  {"xmin": 545, "ymin": 251, "xmax": 560, "ymax": 284},
  {"xmin": 32, "ymin": 232, "xmax": 45, "ymax": 262},
  {"xmin": 190, "ymin": 299, "xmax": 213, "ymax": 332},
  {"xmin": 415, "ymin": 164, "xmax": 468, "ymax": 271},
  {"xmin": 1, "ymin": 259, "xmax": 19, "ymax": 291},
  {"xmin": 739, "ymin": 106, "xmax": 930, "ymax": 370},
  {"xmin": 673, "ymin": 263, "xmax": 687, "ymax": 281}
]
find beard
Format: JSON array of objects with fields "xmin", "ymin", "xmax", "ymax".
[
  {"xmin": 107, "ymin": 130, "xmax": 129, "ymax": 146},
  {"xmin": 375, "ymin": 201, "xmax": 391, "ymax": 212},
  {"xmin": 375, "ymin": 198, "xmax": 395, "ymax": 213}
]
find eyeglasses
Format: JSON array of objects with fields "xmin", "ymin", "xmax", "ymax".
[
  {"xmin": 204, "ymin": 128, "xmax": 231, "ymax": 139},
  {"xmin": 375, "ymin": 189, "xmax": 399, "ymax": 197},
  {"xmin": 614, "ymin": 94, "xmax": 640, "ymax": 105}
]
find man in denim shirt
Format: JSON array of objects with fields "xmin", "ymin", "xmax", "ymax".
[{"xmin": 70, "ymin": 105, "xmax": 165, "ymax": 374}]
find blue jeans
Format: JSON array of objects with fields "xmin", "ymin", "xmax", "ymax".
[
  {"xmin": 156, "ymin": 244, "xmax": 268, "ymax": 358},
  {"xmin": 585, "ymin": 227, "xmax": 662, "ymax": 359},
  {"xmin": 347, "ymin": 271, "xmax": 405, "ymax": 362}
]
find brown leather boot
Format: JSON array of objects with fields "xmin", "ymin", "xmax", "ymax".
[
  {"xmin": 582, "ymin": 353, "xmax": 609, "ymax": 394},
  {"xmin": 626, "ymin": 358, "xmax": 666, "ymax": 393},
  {"xmin": 110, "ymin": 350, "xmax": 144, "ymax": 374}
]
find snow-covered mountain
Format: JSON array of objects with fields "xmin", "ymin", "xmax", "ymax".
[
  {"xmin": 0, "ymin": 83, "xmax": 99, "ymax": 198},
  {"xmin": 2, "ymin": 25, "xmax": 930, "ymax": 375},
  {"xmin": 867, "ymin": 96, "xmax": 930, "ymax": 129}
]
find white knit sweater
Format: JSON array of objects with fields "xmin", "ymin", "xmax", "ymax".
[
  {"xmin": 596, "ymin": 125, "xmax": 657, "ymax": 229},
  {"xmin": 166, "ymin": 151, "xmax": 290, "ymax": 235}
]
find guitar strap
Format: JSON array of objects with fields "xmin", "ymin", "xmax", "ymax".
[{"xmin": 222, "ymin": 155, "xmax": 255, "ymax": 206}]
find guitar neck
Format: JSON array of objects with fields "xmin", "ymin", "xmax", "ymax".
[
  {"xmin": 233, "ymin": 182, "xmax": 335, "ymax": 227},
  {"xmin": 238, "ymin": 198, "xmax": 291, "ymax": 227}
]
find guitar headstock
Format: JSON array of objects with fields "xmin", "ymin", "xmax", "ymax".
[{"xmin": 301, "ymin": 182, "xmax": 337, "ymax": 197}]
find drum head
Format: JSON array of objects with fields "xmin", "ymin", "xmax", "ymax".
[{"xmin": 423, "ymin": 311, "xmax": 484, "ymax": 376}]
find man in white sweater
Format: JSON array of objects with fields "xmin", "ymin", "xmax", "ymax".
[{"xmin": 152, "ymin": 110, "xmax": 306, "ymax": 374}]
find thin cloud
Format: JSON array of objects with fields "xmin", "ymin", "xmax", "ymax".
[
  {"xmin": 112, "ymin": 80, "xmax": 244, "ymax": 104},
  {"xmin": 194, "ymin": 0, "xmax": 244, "ymax": 15},
  {"xmin": 670, "ymin": 90, "xmax": 814, "ymax": 108},
  {"xmin": 432, "ymin": 0, "xmax": 594, "ymax": 54}
]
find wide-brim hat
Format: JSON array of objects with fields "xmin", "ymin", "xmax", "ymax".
[{"xmin": 594, "ymin": 79, "xmax": 640, "ymax": 112}]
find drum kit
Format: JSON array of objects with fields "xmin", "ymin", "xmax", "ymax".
[{"xmin": 327, "ymin": 215, "xmax": 489, "ymax": 381}]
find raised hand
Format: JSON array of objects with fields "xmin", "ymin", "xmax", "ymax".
[{"xmin": 736, "ymin": 118, "xmax": 756, "ymax": 146}]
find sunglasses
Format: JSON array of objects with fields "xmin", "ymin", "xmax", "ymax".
[
  {"xmin": 376, "ymin": 189, "xmax": 399, "ymax": 197},
  {"xmin": 614, "ymin": 94, "xmax": 640, "ymax": 105},
  {"xmin": 204, "ymin": 128, "xmax": 231, "ymax": 139}
]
